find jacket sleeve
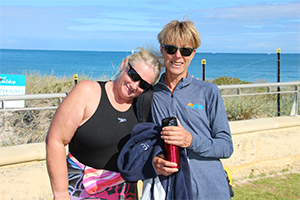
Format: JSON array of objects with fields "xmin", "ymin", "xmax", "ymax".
[
  {"xmin": 187, "ymin": 85, "xmax": 233, "ymax": 159},
  {"xmin": 117, "ymin": 123, "xmax": 163, "ymax": 182}
]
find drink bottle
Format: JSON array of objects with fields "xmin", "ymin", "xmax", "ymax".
[{"xmin": 161, "ymin": 117, "xmax": 180, "ymax": 170}]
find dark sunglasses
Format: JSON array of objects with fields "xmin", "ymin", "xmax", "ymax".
[
  {"xmin": 162, "ymin": 45, "xmax": 194, "ymax": 56},
  {"xmin": 127, "ymin": 62, "xmax": 152, "ymax": 91}
]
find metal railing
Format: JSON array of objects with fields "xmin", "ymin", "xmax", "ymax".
[
  {"xmin": 0, "ymin": 81, "xmax": 299, "ymax": 115},
  {"xmin": 0, "ymin": 81, "xmax": 299, "ymax": 146},
  {"xmin": 218, "ymin": 81, "xmax": 299, "ymax": 116},
  {"xmin": 0, "ymin": 93, "xmax": 67, "ymax": 112}
]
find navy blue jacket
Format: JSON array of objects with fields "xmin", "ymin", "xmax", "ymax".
[{"xmin": 117, "ymin": 123, "xmax": 192, "ymax": 200}]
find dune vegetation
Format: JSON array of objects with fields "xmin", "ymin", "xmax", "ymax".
[{"xmin": 0, "ymin": 71, "xmax": 298, "ymax": 146}]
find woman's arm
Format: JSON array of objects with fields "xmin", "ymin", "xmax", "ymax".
[
  {"xmin": 187, "ymin": 85, "xmax": 233, "ymax": 158},
  {"xmin": 46, "ymin": 80, "xmax": 100, "ymax": 199}
]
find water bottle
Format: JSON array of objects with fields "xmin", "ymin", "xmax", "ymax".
[{"xmin": 161, "ymin": 117, "xmax": 180, "ymax": 170}]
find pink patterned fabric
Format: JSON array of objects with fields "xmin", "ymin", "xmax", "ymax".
[
  {"xmin": 67, "ymin": 152, "xmax": 137, "ymax": 199},
  {"xmin": 83, "ymin": 166, "xmax": 125, "ymax": 195}
]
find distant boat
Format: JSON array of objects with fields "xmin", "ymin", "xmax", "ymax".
[{"xmin": 131, "ymin": 50, "xmax": 134, "ymax": 54}]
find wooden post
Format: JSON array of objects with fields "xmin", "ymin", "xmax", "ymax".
[
  {"xmin": 201, "ymin": 59, "xmax": 206, "ymax": 81},
  {"xmin": 277, "ymin": 48, "xmax": 281, "ymax": 116}
]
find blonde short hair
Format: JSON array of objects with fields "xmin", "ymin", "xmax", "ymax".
[
  {"xmin": 158, "ymin": 20, "xmax": 201, "ymax": 49},
  {"xmin": 127, "ymin": 47, "xmax": 163, "ymax": 83}
]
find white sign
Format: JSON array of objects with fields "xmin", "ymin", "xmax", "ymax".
[{"xmin": 0, "ymin": 74, "xmax": 26, "ymax": 108}]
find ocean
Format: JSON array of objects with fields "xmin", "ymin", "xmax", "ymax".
[{"xmin": 1, "ymin": 49, "xmax": 300, "ymax": 83}]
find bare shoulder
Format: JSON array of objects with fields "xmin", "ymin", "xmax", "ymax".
[
  {"xmin": 47, "ymin": 81, "xmax": 102, "ymax": 143},
  {"xmin": 74, "ymin": 80, "xmax": 100, "ymax": 91},
  {"xmin": 69, "ymin": 80, "xmax": 101, "ymax": 97}
]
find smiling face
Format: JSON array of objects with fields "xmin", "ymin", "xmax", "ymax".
[
  {"xmin": 157, "ymin": 20, "xmax": 200, "ymax": 83},
  {"xmin": 161, "ymin": 41, "xmax": 196, "ymax": 80},
  {"xmin": 118, "ymin": 59, "xmax": 156, "ymax": 101}
]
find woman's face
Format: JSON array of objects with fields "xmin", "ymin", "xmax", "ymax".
[
  {"xmin": 161, "ymin": 41, "xmax": 195, "ymax": 79},
  {"xmin": 119, "ymin": 60, "xmax": 155, "ymax": 100}
]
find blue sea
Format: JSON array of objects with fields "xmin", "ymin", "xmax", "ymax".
[{"xmin": 1, "ymin": 49, "xmax": 300, "ymax": 83}]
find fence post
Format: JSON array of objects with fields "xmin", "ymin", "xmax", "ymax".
[
  {"xmin": 73, "ymin": 74, "xmax": 78, "ymax": 85},
  {"xmin": 290, "ymin": 85, "xmax": 298, "ymax": 116},
  {"xmin": 277, "ymin": 48, "xmax": 281, "ymax": 116},
  {"xmin": 201, "ymin": 59, "xmax": 206, "ymax": 81}
]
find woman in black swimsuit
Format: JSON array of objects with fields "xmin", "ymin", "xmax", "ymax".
[{"xmin": 46, "ymin": 47, "xmax": 162, "ymax": 200}]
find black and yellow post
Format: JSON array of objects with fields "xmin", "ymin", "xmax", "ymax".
[
  {"xmin": 73, "ymin": 74, "xmax": 78, "ymax": 85},
  {"xmin": 201, "ymin": 59, "xmax": 206, "ymax": 81},
  {"xmin": 277, "ymin": 48, "xmax": 281, "ymax": 116}
]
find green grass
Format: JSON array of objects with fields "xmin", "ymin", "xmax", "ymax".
[{"xmin": 232, "ymin": 172, "xmax": 300, "ymax": 199}]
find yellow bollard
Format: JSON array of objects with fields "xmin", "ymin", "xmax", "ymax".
[
  {"xmin": 73, "ymin": 74, "xmax": 78, "ymax": 85},
  {"xmin": 276, "ymin": 48, "xmax": 281, "ymax": 53}
]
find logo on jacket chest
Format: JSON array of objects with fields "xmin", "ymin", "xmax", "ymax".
[{"xmin": 186, "ymin": 103, "xmax": 204, "ymax": 110}]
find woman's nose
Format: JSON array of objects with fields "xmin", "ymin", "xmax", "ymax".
[
  {"xmin": 174, "ymin": 49, "xmax": 182, "ymax": 57},
  {"xmin": 131, "ymin": 81, "xmax": 140, "ymax": 90}
]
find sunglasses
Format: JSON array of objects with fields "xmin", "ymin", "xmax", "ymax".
[
  {"xmin": 127, "ymin": 62, "xmax": 152, "ymax": 91},
  {"xmin": 162, "ymin": 45, "xmax": 194, "ymax": 56}
]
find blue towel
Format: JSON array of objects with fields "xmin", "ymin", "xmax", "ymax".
[{"xmin": 117, "ymin": 123, "xmax": 192, "ymax": 200}]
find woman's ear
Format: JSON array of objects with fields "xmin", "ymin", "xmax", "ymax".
[
  {"xmin": 120, "ymin": 58, "xmax": 128, "ymax": 72},
  {"xmin": 160, "ymin": 46, "xmax": 163, "ymax": 55}
]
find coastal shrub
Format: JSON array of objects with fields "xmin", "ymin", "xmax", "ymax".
[
  {"xmin": 0, "ymin": 71, "xmax": 117, "ymax": 146},
  {"xmin": 25, "ymin": 71, "xmax": 79, "ymax": 94},
  {"xmin": 212, "ymin": 76, "xmax": 252, "ymax": 85},
  {"xmin": 222, "ymin": 86, "xmax": 298, "ymax": 120},
  {"xmin": 0, "ymin": 73, "xmax": 298, "ymax": 146},
  {"xmin": 214, "ymin": 76, "xmax": 299, "ymax": 120}
]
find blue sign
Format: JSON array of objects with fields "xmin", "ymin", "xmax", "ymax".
[
  {"xmin": 0, "ymin": 74, "xmax": 26, "ymax": 86},
  {"xmin": 0, "ymin": 74, "xmax": 26, "ymax": 108}
]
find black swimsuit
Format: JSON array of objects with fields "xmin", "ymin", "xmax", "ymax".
[{"xmin": 69, "ymin": 81, "xmax": 138, "ymax": 171}]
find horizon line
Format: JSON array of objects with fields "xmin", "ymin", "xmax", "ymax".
[{"xmin": 1, "ymin": 48, "xmax": 299, "ymax": 54}]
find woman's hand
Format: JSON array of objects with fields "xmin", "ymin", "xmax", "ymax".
[
  {"xmin": 161, "ymin": 118, "xmax": 193, "ymax": 148},
  {"xmin": 153, "ymin": 154, "xmax": 178, "ymax": 176}
]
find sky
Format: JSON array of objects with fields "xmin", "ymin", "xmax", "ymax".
[{"xmin": 0, "ymin": 0, "xmax": 299, "ymax": 53}]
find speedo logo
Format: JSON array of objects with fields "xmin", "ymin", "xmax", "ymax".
[
  {"xmin": 186, "ymin": 103, "xmax": 203, "ymax": 110},
  {"xmin": 118, "ymin": 118, "xmax": 127, "ymax": 123}
]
